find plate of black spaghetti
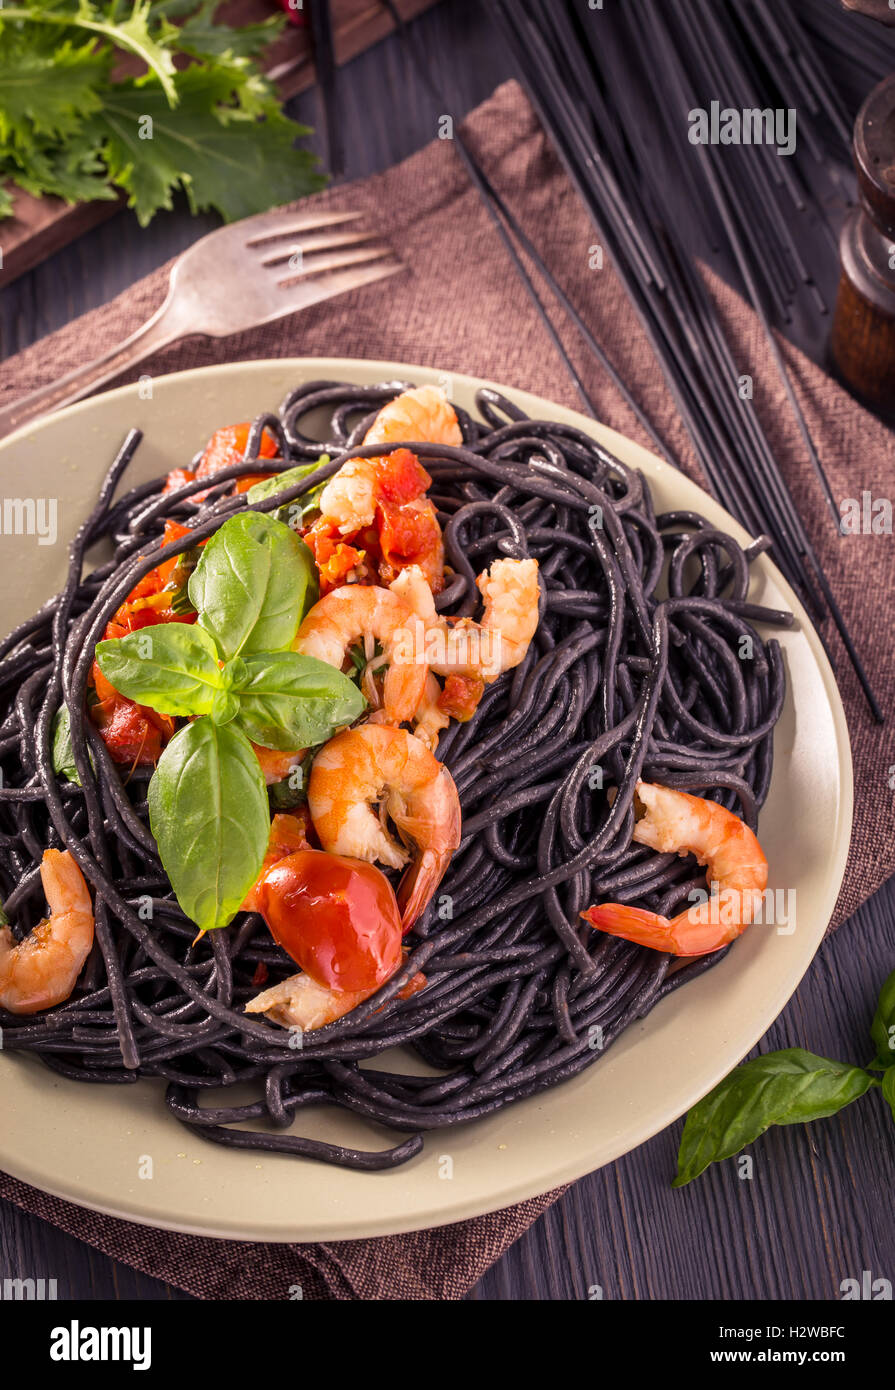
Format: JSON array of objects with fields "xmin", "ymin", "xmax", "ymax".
[{"xmin": 0, "ymin": 359, "xmax": 851, "ymax": 1241}]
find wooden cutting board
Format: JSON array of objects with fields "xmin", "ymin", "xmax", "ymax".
[{"xmin": 0, "ymin": 0, "xmax": 437, "ymax": 285}]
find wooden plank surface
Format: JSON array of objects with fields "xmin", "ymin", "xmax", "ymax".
[
  {"xmin": 1, "ymin": 0, "xmax": 893, "ymax": 1301},
  {"xmin": 0, "ymin": 0, "xmax": 437, "ymax": 284}
]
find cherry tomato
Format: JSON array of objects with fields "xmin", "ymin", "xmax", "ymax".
[
  {"xmin": 195, "ymin": 422, "xmax": 278, "ymax": 483},
  {"xmin": 256, "ymin": 849, "xmax": 403, "ymax": 993}
]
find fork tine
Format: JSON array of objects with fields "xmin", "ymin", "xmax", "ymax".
[
  {"xmin": 245, "ymin": 211, "xmax": 364, "ymax": 246},
  {"xmin": 275, "ymin": 245, "xmax": 396, "ymax": 285},
  {"xmin": 270, "ymin": 257, "xmax": 405, "ymax": 316},
  {"xmin": 259, "ymin": 230, "xmax": 379, "ymax": 266}
]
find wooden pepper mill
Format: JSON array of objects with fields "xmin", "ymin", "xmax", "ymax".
[{"xmin": 832, "ymin": 18, "xmax": 895, "ymax": 413}]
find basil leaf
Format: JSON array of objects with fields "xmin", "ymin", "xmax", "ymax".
[
  {"xmin": 245, "ymin": 456, "xmax": 329, "ymax": 505},
  {"xmin": 883, "ymin": 1069, "xmax": 895, "ymax": 1124},
  {"xmin": 210, "ymin": 688, "xmax": 239, "ymax": 725},
  {"xmin": 52, "ymin": 706, "xmax": 82, "ymax": 785},
  {"xmin": 95, "ymin": 623, "xmax": 224, "ymax": 717},
  {"xmin": 673, "ymin": 1049, "xmax": 877, "ymax": 1187},
  {"xmin": 188, "ymin": 511, "xmax": 318, "ymax": 660},
  {"xmin": 147, "ymin": 717, "xmax": 269, "ymax": 933},
  {"xmin": 234, "ymin": 651, "xmax": 365, "ymax": 751},
  {"xmin": 870, "ymin": 968, "xmax": 895, "ymax": 1068}
]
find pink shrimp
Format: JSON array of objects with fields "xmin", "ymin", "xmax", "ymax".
[
  {"xmin": 293, "ymin": 584, "xmax": 428, "ymax": 725},
  {"xmin": 363, "ymin": 385, "xmax": 463, "ymax": 448},
  {"xmin": 0, "ymin": 850, "xmax": 94, "ymax": 1015},
  {"xmin": 581, "ymin": 782, "xmax": 768, "ymax": 956},
  {"xmin": 308, "ymin": 724, "xmax": 461, "ymax": 930}
]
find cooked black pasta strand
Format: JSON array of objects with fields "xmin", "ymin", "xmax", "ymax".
[{"xmin": 0, "ymin": 382, "xmax": 788, "ymax": 1167}]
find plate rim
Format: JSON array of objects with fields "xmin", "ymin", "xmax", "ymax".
[{"xmin": 0, "ymin": 355, "xmax": 854, "ymax": 1242}]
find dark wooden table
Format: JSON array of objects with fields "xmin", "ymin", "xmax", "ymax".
[{"xmin": 1, "ymin": 0, "xmax": 893, "ymax": 1301}]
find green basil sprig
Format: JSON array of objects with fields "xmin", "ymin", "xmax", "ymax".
[
  {"xmin": 234, "ymin": 651, "xmax": 364, "ymax": 750},
  {"xmin": 95, "ymin": 624, "xmax": 227, "ymax": 717},
  {"xmin": 246, "ymin": 456, "xmax": 329, "ymax": 530},
  {"xmin": 673, "ymin": 966, "xmax": 895, "ymax": 1186},
  {"xmin": 93, "ymin": 510, "xmax": 364, "ymax": 934},
  {"xmin": 147, "ymin": 719, "xmax": 271, "ymax": 935},
  {"xmin": 94, "ymin": 624, "xmax": 363, "ymax": 752},
  {"xmin": 188, "ymin": 510, "xmax": 318, "ymax": 659}
]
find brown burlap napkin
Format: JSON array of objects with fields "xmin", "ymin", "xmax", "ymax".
[{"xmin": 1, "ymin": 80, "xmax": 893, "ymax": 1299}]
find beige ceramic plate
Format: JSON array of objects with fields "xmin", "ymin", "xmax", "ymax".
[{"xmin": 0, "ymin": 359, "xmax": 852, "ymax": 1242}]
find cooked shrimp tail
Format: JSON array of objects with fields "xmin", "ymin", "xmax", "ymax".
[
  {"xmin": 0, "ymin": 850, "xmax": 94, "ymax": 1015},
  {"xmin": 581, "ymin": 781, "xmax": 768, "ymax": 957},
  {"xmin": 582, "ymin": 901, "xmax": 740, "ymax": 957},
  {"xmin": 392, "ymin": 790, "xmax": 462, "ymax": 929}
]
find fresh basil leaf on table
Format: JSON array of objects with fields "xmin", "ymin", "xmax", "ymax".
[
  {"xmin": 882, "ymin": 1069, "xmax": 895, "ymax": 1124},
  {"xmin": 673, "ymin": 1049, "xmax": 878, "ymax": 1187},
  {"xmin": 188, "ymin": 512, "xmax": 317, "ymax": 660},
  {"xmin": 148, "ymin": 717, "xmax": 269, "ymax": 934},
  {"xmin": 233, "ymin": 651, "xmax": 365, "ymax": 751},
  {"xmin": 95, "ymin": 623, "xmax": 225, "ymax": 716},
  {"xmin": 870, "ymin": 967, "xmax": 895, "ymax": 1069}
]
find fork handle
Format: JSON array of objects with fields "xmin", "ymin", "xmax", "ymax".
[{"xmin": 0, "ymin": 294, "xmax": 183, "ymax": 441}]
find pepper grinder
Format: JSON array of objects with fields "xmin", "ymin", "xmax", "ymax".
[{"xmin": 831, "ymin": 3, "xmax": 895, "ymax": 413}]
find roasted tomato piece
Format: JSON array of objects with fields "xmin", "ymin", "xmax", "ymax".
[
  {"xmin": 438, "ymin": 674, "xmax": 485, "ymax": 722},
  {"xmin": 161, "ymin": 424, "xmax": 278, "ymax": 503},
  {"xmin": 303, "ymin": 527, "xmax": 369, "ymax": 594},
  {"xmin": 161, "ymin": 467, "xmax": 196, "ymax": 497},
  {"xmin": 376, "ymin": 496, "xmax": 444, "ymax": 591},
  {"xmin": 255, "ymin": 849, "xmax": 403, "ymax": 993},
  {"xmin": 195, "ymin": 422, "xmax": 279, "ymax": 483},
  {"xmin": 91, "ymin": 692, "xmax": 174, "ymax": 767},
  {"xmin": 155, "ymin": 518, "xmax": 195, "ymax": 588},
  {"xmin": 234, "ymin": 472, "xmax": 276, "ymax": 494},
  {"xmin": 374, "ymin": 448, "xmax": 432, "ymax": 505}
]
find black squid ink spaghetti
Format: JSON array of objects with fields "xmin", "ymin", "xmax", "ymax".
[{"xmin": 0, "ymin": 379, "xmax": 789, "ymax": 1170}]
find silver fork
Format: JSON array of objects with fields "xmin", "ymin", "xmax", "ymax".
[{"xmin": 0, "ymin": 207, "xmax": 403, "ymax": 439}]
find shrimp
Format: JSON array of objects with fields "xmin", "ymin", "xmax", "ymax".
[
  {"xmin": 581, "ymin": 782, "xmax": 769, "ymax": 957},
  {"xmin": 412, "ymin": 673, "xmax": 451, "ymax": 750},
  {"xmin": 308, "ymin": 724, "xmax": 461, "ymax": 930},
  {"xmin": 476, "ymin": 557, "xmax": 541, "ymax": 675},
  {"xmin": 389, "ymin": 563, "xmax": 438, "ymax": 622},
  {"xmin": 312, "ymin": 384, "xmax": 458, "ymax": 542},
  {"xmin": 413, "ymin": 557, "xmax": 541, "ymax": 682},
  {"xmin": 294, "ymin": 584, "xmax": 428, "ymax": 725},
  {"xmin": 363, "ymin": 384, "xmax": 463, "ymax": 449},
  {"xmin": 0, "ymin": 850, "xmax": 94, "ymax": 1015},
  {"xmin": 388, "ymin": 568, "xmax": 449, "ymax": 747},
  {"xmin": 315, "ymin": 383, "xmax": 458, "ymax": 537},
  {"xmin": 245, "ymin": 960, "xmax": 426, "ymax": 1032}
]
